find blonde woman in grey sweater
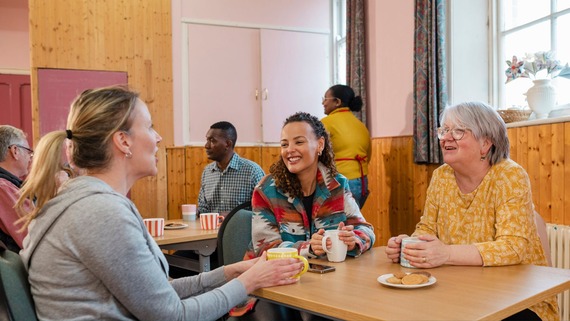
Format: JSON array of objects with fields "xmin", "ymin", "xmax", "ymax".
[{"xmin": 16, "ymin": 86, "xmax": 302, "ymax": 321}]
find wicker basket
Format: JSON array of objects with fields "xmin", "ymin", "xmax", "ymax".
[{"xmin": 498, "ymin": 109, "xmax": 532, "ymax": 123}]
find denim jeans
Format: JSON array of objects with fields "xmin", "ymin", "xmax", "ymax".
[{"xmin": 348, "ymin": 176, "xmax": 369, "ymax": 209}]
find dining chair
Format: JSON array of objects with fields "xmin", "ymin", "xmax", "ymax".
[
  {"xmin": 534, "ymin": 211, "xmax": 552, "ymax": 266},
  {"xmin": 217, "ymin": 201, "xmax": 252, "ymax": 266},
  {"xmin": 0, "ymin": 241, "xmax": 38, "ymax": 321},
  {"xmin": 217, "ymin": 203, "xmax": 298, "ymax": 321}
]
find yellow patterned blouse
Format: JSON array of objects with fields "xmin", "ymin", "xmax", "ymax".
[{"xmin": 413, "ymin": 159, "xmax": 558, "ymax": 321}]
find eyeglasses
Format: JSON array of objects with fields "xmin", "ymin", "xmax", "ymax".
[
  {"xmin": 11, "ymin": 144, "xmax": 34, "ymax": 157},
  {"xmin": 322, "ymin": 97, "xmax": 338, "ymax": 102},
  {"xmin": 437, "ymin": 127, "xmax": 467, "ymax": 141}
]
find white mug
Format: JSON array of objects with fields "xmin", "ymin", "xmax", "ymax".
[
  {"xmin": 321, "ymin": 230, "xmax": 348, "ymax": 262},
  {"xmin": 181, "ymin": 204, "xmax": 197, "ymax": 221},
  {"xmin": 400, "ymin": 237, "xmax": 426, "ymax": 268}
]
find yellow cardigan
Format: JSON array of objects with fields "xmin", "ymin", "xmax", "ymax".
[{"xmin": 321, "ymin": 107, "xmax": 371, "ymax": 180}]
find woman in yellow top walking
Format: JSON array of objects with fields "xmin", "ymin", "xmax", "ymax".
[
  {"xmin": 321, "ymin": 85, "xmax": 371, "ymax": 208},
  {"xmin": 384, "ymin": 101, "xmax": 558, "ymax": 321}
]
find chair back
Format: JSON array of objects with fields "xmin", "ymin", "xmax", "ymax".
[
  {"xmin": 534, "ymin": 211, "xmax": 552, "ymax": 266},
  {"xmin": 217, "ymin": 201, "xmax": 253, "ymax": 265},
  {"xmin": 0, "ymin": 241, "xmax": 38, "ymax": 321}
]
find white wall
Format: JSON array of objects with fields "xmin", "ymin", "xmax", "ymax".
[
  {"xmin": 448, "ymin": 0, "xmax": 489, "ymax": 105},
  {"xmin": 171, "ymin": 0, "xmax": 331, "ymax": 145}
]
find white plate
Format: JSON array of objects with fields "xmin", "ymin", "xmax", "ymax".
[
  {"xmin": 164, "ymin": 223, "xmax": 189, "ymax": 230},
  {"xmin": 377, "ymin": 273, "xmax": 436, "ymax": 289}
]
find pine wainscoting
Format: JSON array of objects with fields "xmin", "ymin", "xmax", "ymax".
[{"xmin": 166, "ymin": 121, "xmax": 570, "ymax": 247}]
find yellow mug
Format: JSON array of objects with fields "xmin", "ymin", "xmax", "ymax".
[{"xmin": 266, "ymin": 248, "xmax": 309, "ymax": 278}]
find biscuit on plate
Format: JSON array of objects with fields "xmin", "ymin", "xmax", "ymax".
[
  {"xmin": 401, "ymin": 273, "xmax": 428, "ymax": 285},
  {"xmin": 386, "ymin": 276, "xmax": 403, "ymax": 284},
  {"xmin": 393, "ymin": 271, "xmax": 407, "ymax": 279},
  {"xmin": 411, "ymin": 271, "xmax": 431, "ymax": 278}
]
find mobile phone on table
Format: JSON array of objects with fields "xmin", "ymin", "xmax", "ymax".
[{"xmin": 308, "ymin": 263, "xmax": 336, "ymax": 273}]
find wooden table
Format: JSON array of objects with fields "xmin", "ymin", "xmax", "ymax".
[
  {"xmin": 153, "ymin": 219, "xmax": 218, "ymax": 272},
  {"xmin": 252, "ymin": 247, "xmax": 570, "ymax": 321}
]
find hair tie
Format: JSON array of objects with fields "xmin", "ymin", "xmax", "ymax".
[{"xmin": 66, "ymin": 129, "xmax": 73, "ymax": 140}]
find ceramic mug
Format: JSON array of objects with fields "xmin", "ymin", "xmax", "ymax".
[
  {"xmin": 143, "ymin": 218, "xmax": 165, "ymax": 237},
  {"xmin": 400, "ymin": 237, "xmax": 426, "ymax": 268},
  {"xmin": 266, "ymin": 248, "xmax": 309, "ymax": 278},
  {"xmin": 199, "ymin": 212, "xmax": 224, "ymax": 230},
  {"xmin": 181, "ymin": 204, "xmax": 197, "ymax": 221},
  {"xmin": 321, "ymin": 229, "xmax": 348, "ymax": 262}
]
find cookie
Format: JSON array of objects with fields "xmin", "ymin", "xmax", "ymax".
[
  {"xmin": 393, "ymin": 271, "xmax": 407, "ymax": 279},
  {"xmin": 401, "ymin": 273, "xmax": 428, "ymax": 285},
  {"xmin": 386, "ymin": 276, "xmax": 403, "ymax": 284},
  {"xmin": 411, "ymin": 271, "xmax": 431, "ymax": 278}
]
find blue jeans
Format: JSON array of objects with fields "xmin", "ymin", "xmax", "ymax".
[{"xmin": 348, "ymin": 176, "xmax": 369, "ymax": 209}]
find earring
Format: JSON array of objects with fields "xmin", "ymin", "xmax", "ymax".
[
  {"xmin": 318, "ymin": 150, "xmax": 322, "ymax": 156},
  {"xmin": 125, "ymin": 151, "xmax": 133, "ymax": 159},
  {"xmin": 480, "ymin": 154, "xmax": 486, "ymax": 161}
]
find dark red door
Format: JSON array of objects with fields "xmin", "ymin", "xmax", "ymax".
[{"xmin": 0, "ymin": 74, "xmax": 32, "ymax": 146}]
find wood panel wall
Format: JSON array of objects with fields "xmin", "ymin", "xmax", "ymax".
[
  {"xmin": 166, "ymin": 146, "xmax": 280, "ymax": 220},
  {"xmin": 507, "ymin": 122, "xmax": 570, "ymax": 225},
  {"xmin": 166, "ymin": 121, "xmax": 570, "ymax": 247},
  {"xmin": 29, "ymin": 0, "xmax": 173, "ymax": 218}
]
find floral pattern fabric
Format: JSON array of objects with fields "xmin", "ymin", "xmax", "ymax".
[
  {"xmin": 347, "ymin": 0, "xmax": 367, "ymax": 124},
  {"xmin": 414, "ymin": 159, "xmax": 558, "ymax": 320},
  {"xmin": 413, "ymin": 0, "xmax": 447, "ymax": 164}
]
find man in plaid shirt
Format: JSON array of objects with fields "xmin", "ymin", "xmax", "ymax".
[{"xmin": 198, "ymin": 121, "xmax": 265, "ymax": 214}]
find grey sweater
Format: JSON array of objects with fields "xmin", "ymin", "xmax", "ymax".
[{"xmin": 20, "ymin": 176, "xmax": 247, "ymax": 321}]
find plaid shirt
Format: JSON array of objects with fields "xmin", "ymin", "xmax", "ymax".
[{"xmin": 198, "ymin": 153, "xmax": 265, "ymax": 214}]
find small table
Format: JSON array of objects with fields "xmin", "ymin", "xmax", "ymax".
[
  {"xmin": 252, "ymin": 247, "xmax": 570, "ymax": 321},
  {"xmin": 153, "ymin": 219, "xmax": 218, "ymax": 272}
]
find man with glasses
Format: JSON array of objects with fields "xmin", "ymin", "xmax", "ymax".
[{"xmin": 0, "ymin": 125, "xmax": 33, "ymax": 251}]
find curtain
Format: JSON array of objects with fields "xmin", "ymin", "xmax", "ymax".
[
  {"xmin": 346, "ymin": 0, "xmax": 367, "ymax": 125},
  {"xmin": 413, "ymin": 0, "xmax": 447, "ymax": 164}
]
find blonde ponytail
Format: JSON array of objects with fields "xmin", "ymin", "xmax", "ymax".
[{"xmin": 16, "ymin": 131, "xmax": 68, "ymax": 229}]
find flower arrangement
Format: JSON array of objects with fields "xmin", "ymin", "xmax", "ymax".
[{"xmin": 505, "ymin": 51, "xmax": 570, "ymax": 83}]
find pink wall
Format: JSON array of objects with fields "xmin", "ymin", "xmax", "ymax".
[
  {"xmin": 366, "ymin": 0, "xmax": 415, "ymax": 137},
  {"xmin": 0, "ymin": 0, "xmax": 29, "ymax": 71},
  {"xmin": 180, "ymin": 0, "xmax": 329, "ymax": 30},
  {"xmin": 2, "ymin": 0, "xmax": 415, "ymax": 139}
]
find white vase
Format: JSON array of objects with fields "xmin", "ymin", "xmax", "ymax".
[{"xmin": 526, "ymin": 79, "xmax": 557, "ymax": 119}]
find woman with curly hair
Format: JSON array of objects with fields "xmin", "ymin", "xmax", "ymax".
[{"xmin": 248, "ymin": 112, "xmax": 375, "ymax": 259}]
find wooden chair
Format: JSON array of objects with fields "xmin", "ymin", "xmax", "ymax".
[{"xmin": 534, "ymin": 211, "xmax": 552, "ymax": 266}]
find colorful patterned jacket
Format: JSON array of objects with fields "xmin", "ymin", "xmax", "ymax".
[{"xmin": 248, "ymin": 163, "xmax": 375, "ymax": 259}]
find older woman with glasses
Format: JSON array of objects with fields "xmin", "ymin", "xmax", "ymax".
[{"xmin": 384, "ymin": 102, "xmax": 558, "ymax": 321}]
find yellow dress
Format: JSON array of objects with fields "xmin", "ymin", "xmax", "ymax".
[{"xmin": 414, "ymin": 159, "xmax": 558, "ymax": 321}]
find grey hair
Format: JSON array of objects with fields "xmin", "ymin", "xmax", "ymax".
[
  {"xmin": 0, "ymin": 125, "xmax": 27, "ymax": 162},
  {"xmin": 440, "ymin": 101, "xmax": 509, "ymax": 165}
]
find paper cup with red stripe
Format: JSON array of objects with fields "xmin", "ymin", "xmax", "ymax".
[
  {"xmin": 143, "ymin": 218, "xmax": 165, "ymax": 237},
  {"xmin": 199, "ymin": 213, "xmax": 224, "ymax": 230}
]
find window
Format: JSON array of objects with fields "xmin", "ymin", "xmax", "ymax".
[
  {"xmin": 333, "ymin": 0, "xmax": 347, "ymax": 85},
  {"xmin": 496, "ymin": 0, "xmax": 570, "ymax": 109}
]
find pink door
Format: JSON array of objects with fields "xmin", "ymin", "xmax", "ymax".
[{"xmin": 0, "ymin": 74, "xmax": 32, "ymax": 146}]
